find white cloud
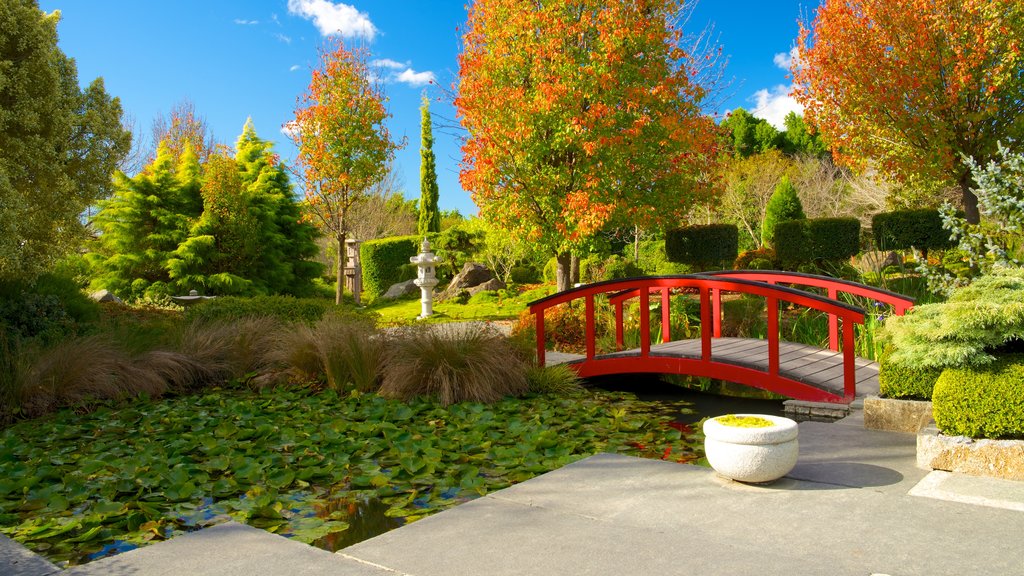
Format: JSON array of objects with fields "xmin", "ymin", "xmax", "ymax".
[
  {"xmin": 276, "ymin": 33, "xmax": 292, "ymax": 44},
  {"xmin": 750, "ymin": 85, "xmax": 803, "ymax": 129},
  {"xmin": 287, "ymin": 0, "xmax": 376, "ymax": 40},
  {"xmin": 773, "ymin": 47, "xmax": 799, "ymax": 71},
  {"xmin": 281, "ymin": 121, "xmax": 301, "ymax": 139},
  {"xmin": 372, "ymin": 58, "xmax": 409, "ymax": 70},
  {"xmin": 289, "ymin": 65, "xmax": 301, "ymax": 72},
  {"xmin": 234, "ymin": 19, "xmax": 259, "ymax": 25},
  {"xmin": 395, "ymin": 68, "xmax": 435, "ymax": 87}
]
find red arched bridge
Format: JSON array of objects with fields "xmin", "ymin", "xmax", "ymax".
[{"xmin": 528, "ymin": 271, "xmax": 914, "ymax": 405}]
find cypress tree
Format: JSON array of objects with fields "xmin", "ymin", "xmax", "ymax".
[
  {"xmin": 761, "ymin": 175, "xmax": 805, "ymax": 248},
  {"xmin": 418, "ymin": 96, "xmax": 441, "ymax": 235}
]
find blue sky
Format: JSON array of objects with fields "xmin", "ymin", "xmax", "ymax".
[{"xmin": 40, "ymin": 0, "xmax": 815, "ymax": 216}]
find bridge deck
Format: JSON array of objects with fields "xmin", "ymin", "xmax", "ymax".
[{"xmin": 545, "ymin": 337, "xmax": 880, "ymax": 399}]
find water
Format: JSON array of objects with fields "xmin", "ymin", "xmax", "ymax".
[{"xmin": 586, "ymin": 373, "xmax": 786, "ymax": 424}]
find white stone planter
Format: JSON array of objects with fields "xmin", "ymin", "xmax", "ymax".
[{"xmin": 703, "ymin": 414, "xmax": 799, "ymax": 483}]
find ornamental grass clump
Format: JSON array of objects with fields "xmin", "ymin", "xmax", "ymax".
[
  {"xmin": 380, "ymin": 324, "xmax": 528, "ymax": 405},
  {"xmin": 526, "ymin": 364, "xmax": 587, "ymax": 396},
  {"xmin": 273, "ymin": 315, "xmax": 385, "ymax": 392}
]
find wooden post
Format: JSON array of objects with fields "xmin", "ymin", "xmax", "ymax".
[{"xmin": 585, "ymin": 294, "xmax": 595, "ymax": 360}]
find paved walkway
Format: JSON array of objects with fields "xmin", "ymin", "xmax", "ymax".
[{"xmin": 3, "ymin": 412, "xmax": 1024, "ymax": 575}]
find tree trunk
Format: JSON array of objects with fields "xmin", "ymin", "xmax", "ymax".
[
  {"xmin": 633, "ymin": 225, "xmax": 641, "ymax": 263},
  {"xmin": 555, "ymin": 252, "xmax": 572, "ymax": 292},
  {"xmin": 960, "ymin": 173, "xmax": 980, "ymax": 225},
  {"xmin": 570, "ymin": 253, "xmax": 580, "ymax": 285},
  {"xmin": 335, "ymin": 233, "xmax": 346, "ymax": 305}
]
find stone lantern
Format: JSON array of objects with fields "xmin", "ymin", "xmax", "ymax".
[{"xmin": 410, "ymin": 237, "xmax": 440, "ymax": 319}]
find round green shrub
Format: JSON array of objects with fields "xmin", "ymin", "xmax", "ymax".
[
  {"xmin": 598, "ymin": 255, "xmax": 643, "ymax": 281},
  {"xmin": 933, "ymin": 355, "xmax": 1024, "ymax": 439},
  {"xmin": 509, "ymin": 265, "xmax": 540, "ymax": 284}
]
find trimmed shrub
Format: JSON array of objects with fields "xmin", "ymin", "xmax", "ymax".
[
  {"xmin": 872, "ymin": 209, "xmax": 953, "ymax": 252},
  {"xmin": 933, "ymin": 355, "xmax": 1024, "ymax": 439},
  {"xmin": 360, "ymin": 235, "xmax": 420, "ymax": 303},
  {"xmin": 878, "ymin": 349, "xmax": 942, "ymax": 399},
  {"xmin": 734, "ymin": 247, "xmax": 777, "ymax": 270},
  {"xmin": 762, "ymin": 176, "xmax": 805, "ymax": 247},
  {"xmin": 185, "ymin": 296, "xmax": 332, "ymax": 325},
  {"xmin": 772, "ymin": 220, "xmax": 811, "ymax": 266},
  {"xmin": 665, "ymin": 224, "xmax": 738, "ymax": 270},
  {"xmin": 808, "ymin": 218, "xmax": 861, "ymax": 261}
]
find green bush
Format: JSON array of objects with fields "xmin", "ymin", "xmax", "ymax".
[
  {"xmin": 774, "ymin": 217, "xmax": 860, "ymax": 267},
  {"xmin": 872, "ymin": 208, "xmax": 954, "ymax": 252},
  {"xmin": 933, "ymin": 355, "xmax": 1024, "ymax": 439},
  {"xmin": 878, "ymin": 349, "xmax": 942, "ymax": 399},
  {"xmin": 665, "ymin": 224, "xmax": 738, "ymax": 270},
  {"xmin": 509, "ymin": 265, "xmax": 540, "ymax": 284},
  {"xmin": 772, "ymin": 220, "xmax": 811, "ymax": 266},
  {"xmin": 762, "ymin": 175, "xmax": 805, "ymax": 247},
  {"xmin": 361, "ymin": 235, "xmax": 420, "ymax": 303},
  {"xmin": 0, "ymin": 274, "xmax": 99, "ymax": 342},
  {"xmin": 734, "ymin": 248, "xmax": 777, "ymax": 270},
  {"xmin": 882, "ymin": 268, "xmax": 1024, "ymax": 370},
  {"xmin": 596, "ymin": 255, "xmax": 643, "ymax": 281},
  {"xmin": 185, "ymin": 296, "xmax": 333, "ymax": 325}
]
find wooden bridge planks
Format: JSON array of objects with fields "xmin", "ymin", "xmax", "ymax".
[{"xmin": 544, "ymin": 336, "xmax": 879, "ymax": 399}]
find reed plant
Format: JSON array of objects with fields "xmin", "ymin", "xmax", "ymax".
[
  {"xmin": 273, "ymin": 315, "xmax": 385, "ymax": 392},
  {"xmin": 380, "ymin": 324, "xmax": 528, "ymax": 405}
]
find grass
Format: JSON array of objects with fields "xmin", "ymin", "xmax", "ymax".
[
  {"xmin": 365, "ymin": 284, "xmax": 554, "ymax": 324},
  {"xmin": 0, "ymin": 386, "xmax": 700, "ymax": 566}
]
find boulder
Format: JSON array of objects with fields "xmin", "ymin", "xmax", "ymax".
[
  {"xmin": 468, "ymin": 277, "xmax": 507, "ymax": 297},
  {"xmin": 381, "ymin": 279, "xmax": 419, "ymax": 300},
  {"xmin": 90, "ymin": 289, "xmax": 123, "ymax": 304},
  {"xmin": 438, "ymin": 263, "xmax": 494, "ymax": 300}
]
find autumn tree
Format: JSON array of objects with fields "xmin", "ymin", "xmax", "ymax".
[
  {"xmin": 794, "ymin": 0, "xmax": 1024, "ymax": 224},
  {"xmin": 289, "ymin": 40, "xmax": 402, "ymax": 304},
  {"xmin": 0, "ymin": 2, "xmax": 131, "ymax": 281},
  {"xmin": 457, "ymin": 0, "xmax": 720, "ymax": 291},
  {"xmin": 418, "ymin": 96, "xmax": 441, "ymax": 236},
  {"xmin": 151, "ymin": 98, "xmax": 217, "ymax": 165}
]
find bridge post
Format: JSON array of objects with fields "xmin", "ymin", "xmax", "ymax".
[
  {"xmin": 828, "ymin": 287, "xmax": 839, "ymax": 351},
  {"xmin": 585, "ymin": 295, "xmax": 596, "ymax": 360},
  {"xmin": 661, "ymin": 288, "xmax": 671, "ymax": 343},
  {"xmin": 767, "ymin": 296, "xmax": 779, "ymax": 377},
  {"xmin": 699, "ymin": 286, "xmax": 711, "ymax": 361},
  {"xmin": 614, "ymin": 301, "xmax": 624, "ymax": 349},
  {"xmin": 843, "ymin": 320, "xmax": 856, "ymax": 400},
  {"xmin": 639, "ymin": 286, "xmax": 650, "ymax": 357},
  {"xmin": 535, "ymin": 309, "xmax": 546, "ymax": 367},
  {"xmin": 712, "ymin": 288, "xmax": 722, "ymax": 338}
]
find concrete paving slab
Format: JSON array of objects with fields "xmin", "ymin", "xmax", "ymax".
[
  {"xmin": 63, "ymin": 522, "xmax": 400, "ymax": 576},
  {"xmin": 0, "ymin": 534, "xmax": 59, "ymax": 576},
  {"xmin": 344, "ymin": 452, "xmax": 1024, "ymax": 576},
  {"xmin": 910, "ymin": 470, "xmax": 1024, "ymax": 512}
]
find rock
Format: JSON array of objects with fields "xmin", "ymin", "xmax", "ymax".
[
  {"xmin": 438, "ymin": 263, "xmax": 494, "ymax": 300},
  {"xmin": 90, "ymin": 289, "xmax": 123, "ymax": 304},
  {"xmin": 468, "ymin": 277, "xmax": 506, "ymax": 297},
  {"xmin": 853, "ymin": 250, "xmax": 902, "ymax": 273},
  {"xmin": 381, "ymin": 279, "xmax": 419, "ymax": 300},
  {"xmin": 917, "ymin": 425, "xmax": 1024, "ymax": 481},
  {"xmin": 863, "ymin": 396, "xmax": 934, "ymax": 433}
]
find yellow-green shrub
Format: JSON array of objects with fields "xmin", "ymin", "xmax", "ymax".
[{"xmin": 933, "ymin": 356, "xmax": 1024, "ymax": 439}]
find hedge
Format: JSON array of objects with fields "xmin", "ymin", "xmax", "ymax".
[
  {"xmin": 666, "ymin": 224, "xmax": 738, "ymax": 269},
  {"xmin": 933, "ymin": 355, "xmax": 1024, "ymax": 439},
  {"xmin": 361, "ymin": 236, "xmax": 421, "ymax": 303},
  {"xmin": 185, "ymin": 296, "xmax": 331, "ymax": 324},
  {"xmin": 878, "ymin": 350, "xmax": 942, "ymax": 399},
  {"xmin": 872, "ymin": 209, "xmax": 953, "ymax": 252},
  {"xmin": 774, "ymin": 217, "xmax": 860, "ymax": 266}
]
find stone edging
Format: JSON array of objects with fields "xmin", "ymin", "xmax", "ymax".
[
  {"xmin": 917, "ymin": 425, "xmax": 1024, "ymax": 481},
  {"xmin": 863, "ymin": 395, "xmax": 933, "ymax": 433}
]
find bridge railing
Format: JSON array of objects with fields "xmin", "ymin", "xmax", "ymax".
[{"xmin": 529, "ymin": 275, "xmax": 867, "ymax": 400}]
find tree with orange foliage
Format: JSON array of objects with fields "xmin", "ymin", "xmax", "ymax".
[
  {"xmin": 289, "ymin": 40, "xmax": 403, "ymax": 304},
  {"xmin": 456, "ymin": 0, "xmax": 721, "ymax": 291},
  {"xmin": 795, "ymin": 0, "xmax": 1024, "ymax": 224}
]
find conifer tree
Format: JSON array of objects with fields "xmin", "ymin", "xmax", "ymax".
[
  {"xmin": 761, "ymin": 176, "xmax": 805, "ymax": 248},
  {"xmin": 418, "ymin": 96, "xmax": 441, "ymax": 235},
  {"xmin": 88, "ymin": 142, "xmax": 203, "ymax": 300}
]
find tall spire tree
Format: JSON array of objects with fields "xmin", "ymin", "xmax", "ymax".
[
  {"xmin": 418, "ymin": 96, "xmax": 441, "ymax": 236},
  {"xmin": 289, "ymin": 40, "xmax": 402, "ymax": 305}
]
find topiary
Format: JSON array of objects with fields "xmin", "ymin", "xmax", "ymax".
[
  {"xmin": 872, "ymin": 208, "xmax": 953, "ymax": 253},
  {"xmin": 360, "ymin": 236, "xmax": 420, "ymax": 303},
  {"xmin": 762, "ymin": 176, "xmax": 805, "ymax": 248},
  {"xmin": 933, "ymin": 355, "xmax": 1024, "ymax": 439},
  {"xmin": 877, "ymin": 349, "xmax": 942, "ymax": 399},
  {"xmin": 665, "ymin": 224, "xmax": 738, "ymax": 270}
]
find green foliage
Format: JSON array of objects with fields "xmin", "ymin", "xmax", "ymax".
[
  {"xmin": 591, "ymin": 255, "xmax": 643, "ymax": 282},
  {"xmin": 665, "ymin": 224, "xmax": 738, "ymax": 270},
  {"xmin": 721, "ymin": 108, "xmax": 779, "ymax": 157},
  {"xmin": 360, "ymin": 236, "xmax": 421, "ymax": 303},
  {"xmin": 0, "ymin": 274, "xmax": 99, "ymax": 343},
  {"xmin": 432, "ymin": 225, "xmax": 483, "ymax": 280},
  {"xmin": 872, "ymin": 209, "xmax": 953, "ymax": 252},
  {"xmin": 0, "ymin": 3, "xmax": 131, "ymax": 281},
  {"xmin": 89, "ymin": 143, "xmax": 204, "ymax": 301},
  {"xmin": 933, "ymin": 355, "xmax": 1024, "ymax": 439},
  {"xmin": 0, "ymin": 386, "xmax": 699, "ymax": 565},
  {"xmin": 878, "ymin": 349, "xmax": 942, "ymax": 399},
  {"xmin": 184, "ymin": 296, "xmax": 334, "ymax": 325},
  {"xmin": 418, "ymin": 97, "xmax": 441, "ymax": 236},
  {"xmin": 781, "ymin": 112, "xmax": 828, "ymax": 157},
  {"xmin": 882, "ymin": 268, "xmax": 1024, "ymax": 370},
  {"xmin": 379, "ymin": 325, "xmax": 528, "ymax": 405},
  {"xmin": 526, "ymin": 364, "xmax": 587, "ymax": 396},
  {"xmin": 761, "ymin": 176, "xmax": 805, "ymax": 248},
  {"xmin": 509, "ymin": 266, "xmax": 540, "ymax": 285},
  {"xmin": 774, "ymin": 217, "xmax": 860, "ymax": 267}
]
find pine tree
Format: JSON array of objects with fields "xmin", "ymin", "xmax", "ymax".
[
  {"xmin": 88, "ymin": 142, "xmax": 203, "ymax": 300},
  {"xmin": 761, "ymin": 176, "xmax": 805, "ymax": 248},
  {"xmin": 418, "ymin": 96, "xmax": 441, "ymax": 235}
]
